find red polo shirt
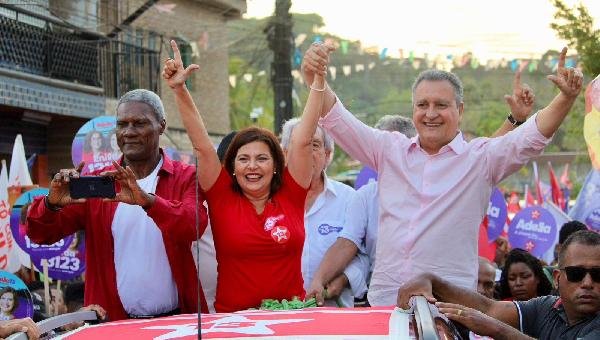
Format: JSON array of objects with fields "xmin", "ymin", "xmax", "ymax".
[{"xmin": 206, "ymin": 167, "xmax": 307, "ymax": 312}]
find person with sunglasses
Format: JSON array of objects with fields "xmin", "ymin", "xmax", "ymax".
[{"xmin": 396, "ymin": 230, "xmax": 600, "ymax": 340}]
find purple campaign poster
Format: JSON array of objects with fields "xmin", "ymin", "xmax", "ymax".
[
  {"xmin": 31, "ymin": 231, "xmax": 85, "ymax": 280},
  {"xmin": 72, "ymin": 116, "xmax": 121, "ymax": 175},
  {"xmin": 487, "ymin": 187, "xmax": 508, "ymax": 241},
  {"xmin": 508, "ymin": 206, "xmax": 558, "ymax": 258},
  {"xmin": 354, "ymin": 166, "xmax": 377, "ymax": 190},
  {"xmin": 9, "ymin": 188, "xmax": 73, "ymax": 258},
  {"xmin": 584, "ymin": 208, "xmax": 600, "ymax": 232},
  {"xmin": 0, "ymin": 271, "xmax": 33, "ymax": 320}
]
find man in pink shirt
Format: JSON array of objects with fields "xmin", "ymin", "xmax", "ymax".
[{"xmin": 302, "ymin": 44, "xmax": 583, "ymax": 306}]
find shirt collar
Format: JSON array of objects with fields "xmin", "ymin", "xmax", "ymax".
[
  {"xmin": 322, "ymin": 173, "xmax": 339, "ymax": 197},
  {"xmin": 409, "ymin": 131, "xmax": 466, "ymax": 155}
]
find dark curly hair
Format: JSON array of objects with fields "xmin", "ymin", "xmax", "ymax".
[
  {"xmin": 498, "ymin": 248, "xmax": 553, "ymax": 299},
  {"xmin": 223, "ymin": 127, "xmax": 285, "ymax": 198}
]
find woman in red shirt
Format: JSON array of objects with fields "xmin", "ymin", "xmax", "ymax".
[{"xmin": 162, "ymin": 40, "xmax": 331, "ymax": 312}]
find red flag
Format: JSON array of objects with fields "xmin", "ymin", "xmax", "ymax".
[
  {"xmin": 507, "ymin": 191, "xmax": 521, "ymax": 214},
  {"xmin": 560, "ymin": 163, "xmax": 572, "ymax": 190},
  {"xmin": 548, "ymin": 162, "xmax": 565, "ymax": 210},
  {"xmin": 478, "ymin": 216, "xmax": 496, "ymax": 261},
  {"xmin": 525, "ymin": 184, "xmax": 536, "ymax": 207}
]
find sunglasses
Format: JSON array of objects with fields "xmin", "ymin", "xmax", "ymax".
[{"xmin": 560, "ymin": 266, "xmax": 600, "ymax": 283}]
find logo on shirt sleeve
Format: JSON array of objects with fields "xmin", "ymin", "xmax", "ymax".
[{"xmin": 318, "ymin": 224, "xmax": 343, "ymax": 235}]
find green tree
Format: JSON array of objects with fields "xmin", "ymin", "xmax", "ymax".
[{"xmin": 550, "ymin": 0, "xmax": 600, "ymax": 76}]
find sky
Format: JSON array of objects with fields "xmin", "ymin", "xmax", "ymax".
[{"xmin": 244, "ymin": 0, "xmax": 600, "ymax": 62}]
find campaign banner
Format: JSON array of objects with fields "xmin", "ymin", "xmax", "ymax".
[
  {"xmin": 354, "ymin": 166, "xmax": 377, "ymax": 190},
  {"xmin": 540, "ymin": 201, "xmax": 572, "ymax": 264},
  {"xmin": 585, "ymin": 208, "xmax": 600, "ymax": 231},
  {"xmin": 569, "ymin": 169, "xmax": 600, "ymax": 232},
  {"xmin": 31, "ymin": 231, "xmax": 85, "ymax": 280},
  {"xmin": 63, "ymin": 307, "xmax": 407, "ymax": 340},
  {"xmin": 508, "ymin": 206, "xmax": 558, "ymax": 258},
  {"xmin": 0, "ymin": 270, "xmax": 33, "ymax": 320},
  {"xmin": 9, "ymin": 188, "xmax": 73, "ymax": 259},
  {"xmin": 0, "ymin": 160, "xmax": 21, "ymax": 273},
  {"xmin": 72, "ymin": 116, "xmax": 121, "ymax": 175},
  {"xmin": 487, "ymin": 187, "xmax": 508, "ymax": 241},
  {"xmin": 584, "ymin": 74, "xmax": 600, "ymax": 170}
]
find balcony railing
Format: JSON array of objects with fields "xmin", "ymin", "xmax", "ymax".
[{"xmin": 0, "ymin": 4, "xmax": 161, "ymax": 98}]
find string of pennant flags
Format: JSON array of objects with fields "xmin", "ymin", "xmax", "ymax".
[
  {"xmin": 228, "ymin": 53, "xmax": 577, "ymax": 88},
  {"xmin": 230, "ymin": 32, "xmax": 579, "ymax": 88},
  {"xmin": 147, "ymin": 3, "xmax": 580, "ymax": 88}
]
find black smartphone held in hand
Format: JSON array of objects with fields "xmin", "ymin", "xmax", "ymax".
[{"xmin": 69, "ymin": 176, "xmax": 116, "ymax": 199}]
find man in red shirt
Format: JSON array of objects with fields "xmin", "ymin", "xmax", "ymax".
[{"xmin": 27, "ymin": 89, "xmax": 208, "ymax": 320}]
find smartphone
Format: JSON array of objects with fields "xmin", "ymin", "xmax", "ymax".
[{"xmin": 69, "ymin": 176, "xmax": 116, "ymax": 199}]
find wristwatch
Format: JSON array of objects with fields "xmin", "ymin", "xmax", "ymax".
[{"xmin": 507, "ymin": 114, "xmax": 525, "ymax": 126}]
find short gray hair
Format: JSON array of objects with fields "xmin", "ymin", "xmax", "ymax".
[
  {"xmin": 117, "ymin": 89, "xmax": 166, "ymax": 122},
  {"xmin": 280, "ymin": 117, "xmax": 334, "ymax": 152},
  {"xmin": 375, "ymin": 115, "xmax": 416, "ymax": 137},
  {"xmin": 411, "ymin": 70, "xmax": 463, "ymax": 107}
]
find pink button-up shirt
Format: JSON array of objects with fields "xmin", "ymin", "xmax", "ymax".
[{"xmin": 319, "ymin": 99, "xmax": 551, "ymax": 306}]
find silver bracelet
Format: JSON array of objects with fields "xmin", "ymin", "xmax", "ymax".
[{"xmin": 309, "ymin": 84, "xmax": 326, "ymax": 92}]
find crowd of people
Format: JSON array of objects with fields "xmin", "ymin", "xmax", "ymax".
[{"xmin": 7, "ymin": 39, "xmax": 595, "ymax": 340}]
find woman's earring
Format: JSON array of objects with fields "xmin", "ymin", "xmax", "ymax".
[
  {"xmin": 232, "ymin": 172, "xmax": 236, "ymax": 176},
  {"xmin": 273, "ymin": 171, "xmax": 277, "ymax": 174}
]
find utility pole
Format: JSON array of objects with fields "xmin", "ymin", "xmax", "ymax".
[{"xmin": 265, "ymin": 0, "xmax": 293, "ymax": 135}]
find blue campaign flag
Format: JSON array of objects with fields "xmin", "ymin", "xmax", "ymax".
[
  {"xmin": 26, "ymin": 153, "xmax": 37, "ymax": 173},
  {"xmin": 569, "ymin": 169, "xmax": 600, "ymax": 231},
  {"xmin": 541, "ymin": 201, "xmax": 571, "ymax": 264},
  {"xmin": 562, "ymin": 187, "xmax": 570, "ymax": 214}
]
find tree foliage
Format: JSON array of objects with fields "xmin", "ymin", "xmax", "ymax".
[{"xmin": 550, "ymin": 0, "xmax": 600, "ymax": 76}]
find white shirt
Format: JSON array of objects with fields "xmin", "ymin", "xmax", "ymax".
[
  {"xmin": 112, "ymin": 157, "xmax": 179, "ymax": 316},
  {"xmin": 302, "ymin": 175, "xmax": 369, "ymax": 307},
  {"xmin": 339, "ymin": 180, "xmax": 379, "ymax": 274}
]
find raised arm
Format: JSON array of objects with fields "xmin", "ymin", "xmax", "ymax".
[
  {"xmin": 287, "ymin": 44, "xmax": 335, "ymax": 187},
  {"xmin": 162, "ymin": 40, "xmax": 221, "ymax": 190},
  {"xmin": 536, "ymin": 47, "xmax": 584, "ymax": 137},
  {"xmin": 492, "ymin": 69, "xmax": 535, "ymax": 137},
  {"xmin": 301, "ymin": 42, "xmax": 337, "ymax": 117}
]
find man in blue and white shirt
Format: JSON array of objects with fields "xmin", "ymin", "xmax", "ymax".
[{"xmin": 281, "ymin": 118, "xmax": 368, "ymax": 307}]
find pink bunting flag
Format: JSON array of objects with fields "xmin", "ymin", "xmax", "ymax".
[
  {"xmin": 154, "ymin": 4, "xmax": 176, "ymax": 14},
  {"xmin": 198, "ymin": 32, "xmax": 209, "ymax": 51}
]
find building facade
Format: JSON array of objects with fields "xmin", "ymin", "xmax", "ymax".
[{"xmin": 0, "ymin": 0, "xmax": 245, "ymax": 183}]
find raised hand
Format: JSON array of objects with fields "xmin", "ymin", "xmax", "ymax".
[
  {"xmin": 547, "ymin": 47, "xmax": 584, "ymax": 99},
  {"xmin": 301, "ymin": 41, "xmax": 336, "ymax": 87},
  {"xmin": 47, "ymin": 162, "xmax": 86, "ymax": 208},
  {"xmin": 162, "ymin": 40, "xmax": 200, "ymax": 89},
  {"xmin": 101, "ymin": 161, "xmax": 154, "ymax": 209},
  {"xmin": 504, "ymin": 69, "xmax": 535, "ymax": 122}
]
